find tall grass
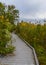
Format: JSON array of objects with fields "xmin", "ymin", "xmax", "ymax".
[{"xmin": 16, "ymin": 22, "xmax": 46, "ymax": 65}]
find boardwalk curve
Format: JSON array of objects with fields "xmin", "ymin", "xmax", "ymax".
[{"xmin": 0, "ymin": 33, "xmax": 35, "ymax": 65}]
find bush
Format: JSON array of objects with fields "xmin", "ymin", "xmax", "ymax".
[
  {"xmin": 0, "ymin": 2, "xmax": 19, "ymax": 55},
  {"xmin": 0, "ymin": 45, "xmax": 15, "ymax": 55}
]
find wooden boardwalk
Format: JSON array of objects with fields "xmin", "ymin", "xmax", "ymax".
[{"xmin": 0, "ymin": 33, "xmax": 35, "ymax": 65}]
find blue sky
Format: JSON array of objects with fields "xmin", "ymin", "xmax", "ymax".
[{"xmin": 0, "ymin": 0, "xmax": 46, "ymax": 19}]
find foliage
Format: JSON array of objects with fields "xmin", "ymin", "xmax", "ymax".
[
  {"xmin": 16, "ymin": 21, "xmax": 46, "ymax": 65},
  {"xmin": 0, "ymin": 2, "xmax": 19, "ymax": 55}
]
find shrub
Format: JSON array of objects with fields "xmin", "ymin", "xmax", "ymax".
[{"xmin": 0, "ymin": 2, "xmax": 19, "ymax": 55}]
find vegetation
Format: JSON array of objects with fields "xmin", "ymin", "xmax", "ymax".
[
  {"xmin": 16, "ymin": 21, "xmax": 46, "ymax": 65},
  {"xmin": 0, "ymin": 2, "xmax": 19, "ymax": 55},
  {"xmin": 0, "ymin": 2, "xmax": 46, "ymax": 65}
]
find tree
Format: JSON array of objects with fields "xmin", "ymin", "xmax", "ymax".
[
  {"xmin": 0, "ymin": 2, "xmax": 19, "ymax": 55},
  {"xmin": 7, "ymin": 5, "xmax": 19, "ymax": 24}
]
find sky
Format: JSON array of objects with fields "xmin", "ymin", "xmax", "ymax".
[{"xmin": 0, "ymin": 0, "xmax": 46, "ymax": 20}]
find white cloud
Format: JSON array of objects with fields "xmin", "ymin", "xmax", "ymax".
[{"xmin": 0, "ymin": 0, "xmax": 46, "ymax": 19}]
